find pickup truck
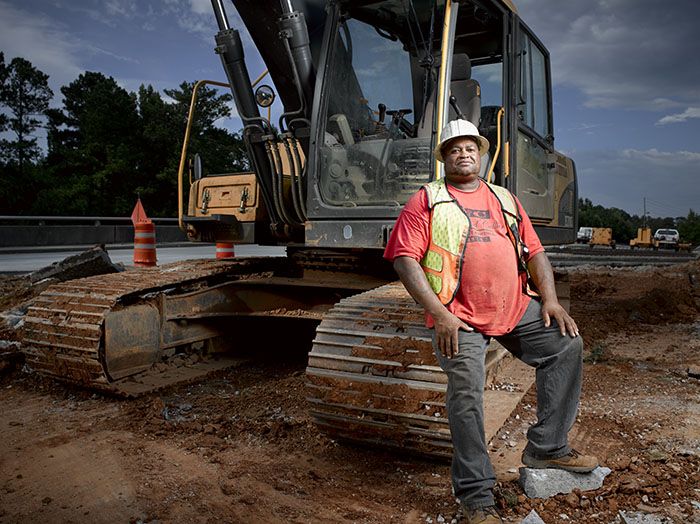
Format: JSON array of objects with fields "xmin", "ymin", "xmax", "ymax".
[
  {"xmin": 654, "ymin": 228, "xmax": 680, "ymax": 250},
  {"xmin": 577, "ymin": 227, "xmax": 593, "ymax": 243}
]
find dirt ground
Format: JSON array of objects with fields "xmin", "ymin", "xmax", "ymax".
[{"xmin": 0, "ymin": 261, "xmax": 699, "ymax": 523}]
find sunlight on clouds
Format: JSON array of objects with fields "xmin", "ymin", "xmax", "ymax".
[
  {"xmin": 188, "ymin": 0, "xmax": 211, "ymax": 16},
  {"xmin": 656, "ymin": 107, "xmax": 700, "ymax": 126},
  {"xmin": 620, "ymin": 148, "xmax": 700, "ymax": 164}
]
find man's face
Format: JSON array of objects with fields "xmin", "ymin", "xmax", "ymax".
[{"xmin": 443, "ymin": 137, "xmax": 481, "ymax": 182}]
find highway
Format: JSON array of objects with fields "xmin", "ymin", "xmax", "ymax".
[
  {"xmin": 1, "ymin": 242, "xmax": 696, "ymax": 275},
  {"xmin": 0, "ymin": 244, "xmax": 287, "ymax": 274}
]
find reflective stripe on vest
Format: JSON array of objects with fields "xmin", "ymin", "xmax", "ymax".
[
  {"xmin": 420, "ymin": 179, "xmax": 471, "ymax": 305},
  {"xmin": 419, "ymin": 179, "xmax": 537, "ymax": 305}
]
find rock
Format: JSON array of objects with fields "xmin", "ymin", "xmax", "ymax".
[
  {"xmin": 618, "ymin": 473, "xmax": 658, "ymax": 494},
  {"xmin": 518, "ymin": 466, "xmax": 612, "ymax": 499},
  {"xmin": 564, "ymin": 492, "xmax": 579, "ymax": 508},
  {"xmin": 520, "ymin": 509, "xmax": 545, "ymax": 524},
  {"xmin": 28, "ymin": 245, "xmax": 123, "ymax": 284},
  {"xmin": 688, "ymin": 365, "xmax": 700, "ymax": 378},
  {"xmin": 646, "ymin": 449, "xmax": 668, "ymax": 462},
  {"xmin": 618, "ymin": 510, "xmax": 667, "ymax": 524}
]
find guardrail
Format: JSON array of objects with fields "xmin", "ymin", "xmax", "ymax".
[{"xmin": 0, "ymin": 216, "xmax": 188, "ymax": 247}]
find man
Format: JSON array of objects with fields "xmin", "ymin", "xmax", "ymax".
[{"xmin": 384, "ymin": 119, "xmax": 597, "ymax": 524}]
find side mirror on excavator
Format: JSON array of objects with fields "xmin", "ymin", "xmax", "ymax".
[{"xmin": 254, "ymin": 84, "xmax": 275, "ymax": 108}]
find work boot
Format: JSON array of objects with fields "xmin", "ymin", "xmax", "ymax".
[
  {"xmin": 462, "ymin": 505, "xmax": 503, "ymax": 523},
  {"xmin": 522, "ymin": 448, "xmax": 599, "ymax": 473}
]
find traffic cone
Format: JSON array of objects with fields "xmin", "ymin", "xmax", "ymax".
[
  {"xmin": 131, "ymin": 198, "xmax": 157, "ymax": 267},
  {"xmin": 215, "ymin": 242, "xmax": 235, "ymax": 259}
]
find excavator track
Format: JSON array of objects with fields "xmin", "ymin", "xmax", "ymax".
[
  {"xmin": 22, "ymin": 258, "xmax": 287, "ymax": 396},
  {"xmin": 306, "ymin": 282, "xmax": 529, "ymax": 459}
]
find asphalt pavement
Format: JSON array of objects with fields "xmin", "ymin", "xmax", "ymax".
[{"xmin": 0, "ymin": 244, "xmax": 287, "ymax": 274}]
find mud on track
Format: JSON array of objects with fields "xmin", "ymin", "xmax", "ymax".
[{"xmin": 1, "ymin": 260, "xmax": 699, "ymax": 523}]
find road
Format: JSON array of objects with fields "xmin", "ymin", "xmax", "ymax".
[
  {"xmin": 0, "ymin": 244, "xmax": 287, "ymax": 274},
  {"xmin": 0, "ymin": 243, "xmax": 696, "ymax": 274}
]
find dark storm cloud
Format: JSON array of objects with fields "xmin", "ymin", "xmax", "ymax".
[{"xmin": 517, "ymin": 0, "xmax": 700, "ymax": 112}]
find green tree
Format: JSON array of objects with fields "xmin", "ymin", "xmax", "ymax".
[
  {"xmin": 0, "ymin": 56, "xmax": 53, "ymax": 174},
  {"xmin": 40, "ymin": 72, "xmax": 141, "ymax": 215},
  {"xmin": 28, "ymin": 74, "xmax": 248, "ymax": 217},
  {"xmin": 677, "ymin": 210, "xmax": 700, "ymax": 245},
  {"xmin": 164, "ymin": 82, "xmax": 249, "ymax": 176},
  {"xmin": 133, "ymin": 84, "xmax": 182, "ymax": 215},
  {"xmin": 0, "ymin": 53, "xmax": 8, "ymax": 135}
]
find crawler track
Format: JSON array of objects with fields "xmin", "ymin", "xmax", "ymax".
[
  {"xmin": 22, "ymin": 258, "xmax": 285, "ymax": 395},
  {"xmin": 306, "ymin": 282, "xmax": 514, "ymax": 459}
]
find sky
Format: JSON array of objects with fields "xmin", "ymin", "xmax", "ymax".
[{"xmin": 0, "ymin": 0, "xmax": 698, "ymax": 218}]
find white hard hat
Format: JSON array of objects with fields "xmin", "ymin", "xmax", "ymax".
[{"xmin": 434, "ymin": 119, "xmax": 490, "ymax": 162}]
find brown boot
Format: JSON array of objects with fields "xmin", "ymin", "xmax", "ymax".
[
  {"xmin": 522, "ymin": 448, "xmax": 599, "ymax": 473},
  {"xmin": 463, "ymin": 505, "xmax": 503, "ymax": 524}
]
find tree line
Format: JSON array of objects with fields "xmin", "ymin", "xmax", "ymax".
[
  {"xmin": 0, "ymin": 52, "xmax": 248, "ymax": 217},
  {"xmin": 579, "ymin": 198, "xmax": 700, "ymax": 246}
]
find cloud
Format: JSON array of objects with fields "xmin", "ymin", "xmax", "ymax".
[
  {"xmin": 88, "ymin": 45, "xmax": 140, "ymax": 64},
  {"xmin": 0, "ymin": 0, "xmax": 84, "ymax": 97},
  {"xmin": 574, "ymin": 147, "xmax": 700, "ymax": 216},
  {"xmin": 187, "ymin": 0, "xmax": 211, "ymax": 16},
  {"xmin": 517, "ymin": 0, "xmax": 700, "ymax": 110},
  {"xmin": 656, "ymin": 107, "xmax": 700, "ymax": 125},
  {"xmin": 105, "ymin": 0, "xmax": 137, "ymax": 18}
]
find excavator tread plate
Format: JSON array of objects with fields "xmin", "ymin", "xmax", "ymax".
[
  {"xmin": 306, "ymin": 282, "xmax": 535, "ymax": 458},
  {"xmin": 112, "ymin": 357, "xmax": 247, "ymax": 397},
  {"xmin": 22, "ymin": 258, "xmax": 283, "ymax": 395}
]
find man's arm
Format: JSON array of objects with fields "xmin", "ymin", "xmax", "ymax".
[
  {"xmin": 393, "ymin": 256, "xmax": 473, "ymax": 358},
  {"xmin": 527, "ymin": 251, "xmax": 579, "ymax": 337}
]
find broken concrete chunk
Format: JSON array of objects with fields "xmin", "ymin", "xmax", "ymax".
[
  {"xmin": 520, "ymin": 509, "xmax": 545, "ymax": 524},
  {"xmin": 518, "ymin": 466, "xmax": 611, "ymax": 499},
  {"xmin": 29, "ymin": 245, "xmax": 123, "ymax": 284},
  {"xmin": 618, "ymin": 510, "xmax": 669, "ymax": 524}
]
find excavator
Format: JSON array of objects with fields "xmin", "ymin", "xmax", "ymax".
[{"xmin": 22, "ymin": 0, "xmax": 577, "ymax": 458}]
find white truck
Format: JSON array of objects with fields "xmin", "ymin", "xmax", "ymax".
[{"xmin": 654, "ymin": 228, "xmax": 680, "ymax": 250}]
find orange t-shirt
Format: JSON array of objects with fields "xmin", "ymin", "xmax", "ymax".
[{"xmin": 384, "ymin": 180, "xmax": 544, "ymax": 336}]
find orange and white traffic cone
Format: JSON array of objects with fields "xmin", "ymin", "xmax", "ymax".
[
  {"xmin": 215, "ymin": 242, "xmax": 235, "ymax": 259},
  {"xmin": 131, "ymin": 198, "xmax": 157, "ymax": 267},
  {"xmin": 134, "ymin": 221, "xmax": 157, "ymax": 267}
]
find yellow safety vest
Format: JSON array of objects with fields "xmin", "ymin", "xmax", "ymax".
[{"xmin": 419, "ymin": 178, "xmax": 536, "ymax": 305}]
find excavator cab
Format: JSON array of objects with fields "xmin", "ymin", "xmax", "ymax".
[
  {"xmin": 184, "ymin": 0, "xmax": 576, "ymax": 248},
  {"xmin": 305, "ymin": 0, "xmax": 575, "ymax": 247}
]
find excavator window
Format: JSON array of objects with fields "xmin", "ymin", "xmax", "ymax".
[{"xmin": 319, "ymin": 16, "xmax": 434, "ymax": 207}]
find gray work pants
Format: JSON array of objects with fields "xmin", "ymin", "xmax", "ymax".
[{"xmin": 432, "ymin": 299, "xmax": 583, "ymax": 509}]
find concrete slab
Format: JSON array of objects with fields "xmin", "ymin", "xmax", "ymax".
[
  {"xmin": 618, "ymin": 510, "xmax": 669, "ymax": 524},
  {"xmin": 520, "ymin": 509, "xmax": 546, "ymax": 523},
  {"xmin": 519, "ymin": 466, "xmax": 612, "ymax": 499}
]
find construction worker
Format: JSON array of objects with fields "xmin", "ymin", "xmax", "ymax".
[{"xmin": 384, "ymin": 119, "xmax": 598, "ymax": 524}]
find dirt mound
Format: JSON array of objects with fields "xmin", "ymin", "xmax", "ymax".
[{"xmin": 571, "ymin": 260, "xmax": 700, "ymax": 346}]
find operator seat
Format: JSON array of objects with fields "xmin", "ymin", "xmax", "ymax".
[{"xmin": 449, "ymin": 54, "xmax": 481, "ymax": 126}]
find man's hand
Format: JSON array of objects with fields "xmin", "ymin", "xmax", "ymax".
[
  {"xmin": 433, "ymin": 310, "xmax": 473, "ymax": 359},
  {"xmin": 527, "ymin": 252, "xmax": 580, "ymax": 338},
  {"xmin": 541, "ymin": 299, "xmax": 579, "ymax": 337},
  {"xmin": 393, "ymin": 256, "xmax": 474, "ymax": 359}
]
